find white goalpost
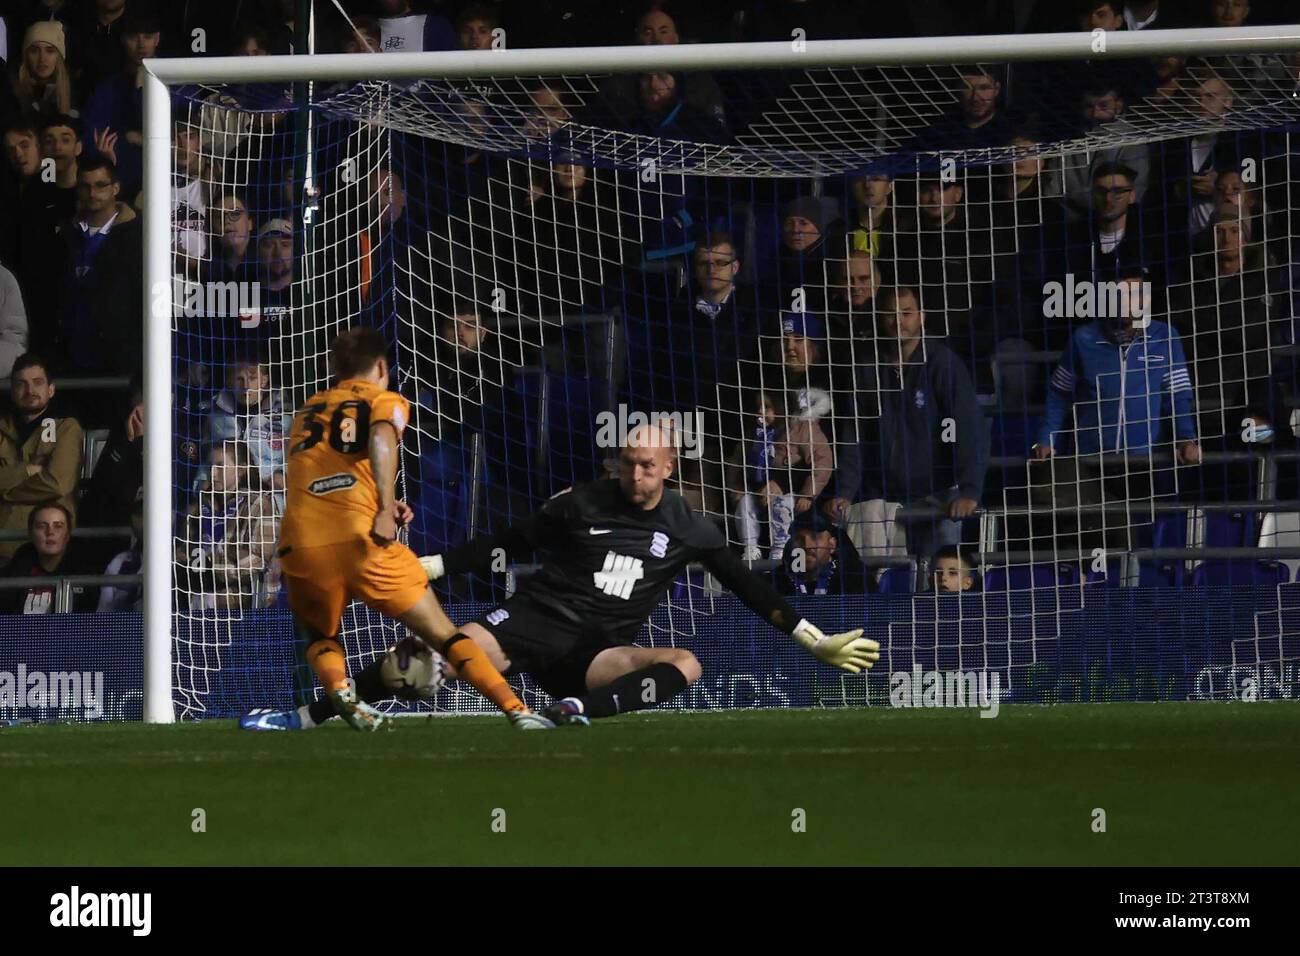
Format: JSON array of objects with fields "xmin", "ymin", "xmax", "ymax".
[{"xmin": 141, "ymin": 24, "xmax": 1300, "ymax": 722}]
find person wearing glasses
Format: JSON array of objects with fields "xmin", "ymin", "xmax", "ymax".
[
  {"xmin": 623, "ymin": 230, "xmax": 759, "ymax": 519},
  {"xmin": 1060, "ymin": 162, "xmax": 1165, "ymax": 288},
  {"xmin": 203, "ymin": 192, "xmax": 254, "ymax": 286}
]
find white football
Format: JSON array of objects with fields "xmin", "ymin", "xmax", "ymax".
[{"xmin": 379, "ymin": 639, "xmax": 447, "ymax": 700}]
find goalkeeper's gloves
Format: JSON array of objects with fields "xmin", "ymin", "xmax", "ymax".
[
  {"xmin": 792, "ymin": 619, "xmax": 879, "ymax": 673},
  {"xmin": 419, "ymin": 554, "xmax": 445, "ymax": 581}
]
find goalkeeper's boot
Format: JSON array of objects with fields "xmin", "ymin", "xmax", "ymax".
[
  {"xmin": 542, "ymin": 697, "xmax": 591, "ymax": 727},
  {"xmin": 330, "ymin": 685, "xmax": 387, "ymax": 732},
  {"xmin": 508, "ymin": 709, "xmax": 557, "ymax": 730},
  {"xmin": 239, "ymin": 708, "xmax": 303, "ymax": 732}
]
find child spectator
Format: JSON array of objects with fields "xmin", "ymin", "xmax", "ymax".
[
  {"xmin": 0, "ymin": 502, "xmax": 98, "ymax": 613},
  {"xmin": 932, "ymin": 545, "xmax": 976, "ymax": 593},
  {"xmin": 456, "ymin": 3, "xmax": 499, "ymax": 50},
  {"xmin": 726, "ymin": 388, "xmax": 832, "ymax": 562},
  {"xmin": 206, "ymin": 356, "xmax": 291, "ymax": 493},
  {"xmin": 175, "ymin": 439, "xmax": 281, "ymax": 611}
]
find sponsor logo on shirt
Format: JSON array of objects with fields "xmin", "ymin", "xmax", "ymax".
[
  {"xmin": 594, "ymin": 552, "xmax": 645, "ymax": 600},
  {"xmin": 308, "ymin": 473, "xmax": 358, "ymax": 495}
]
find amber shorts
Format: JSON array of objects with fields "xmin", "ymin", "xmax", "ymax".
[{"xmin": 278, "ymin": 537, "xmax": 428, "ymax": 637}]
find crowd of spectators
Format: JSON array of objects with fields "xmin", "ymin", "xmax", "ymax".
[{"xmin": 0, "ymin": 0, "xmax": 1297, "ymax": 614}]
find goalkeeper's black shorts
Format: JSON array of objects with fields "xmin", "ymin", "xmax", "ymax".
[{"xmin": 470, "ymin": 591, "xmax": 630, "ymax": 699}]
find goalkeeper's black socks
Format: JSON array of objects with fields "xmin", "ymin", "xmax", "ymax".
[
  {"xmin": 576, "ymin": 662, "xmax": 691, "ymax": 719},
  {"xmin": 302, "ymin": 659, "xmax": 388, "ymax": 726}
]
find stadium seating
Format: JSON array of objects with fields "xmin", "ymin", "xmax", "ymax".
[
  {"xmin": 1190, "ymin": 561, "xmax": 1289, "ymax": 587},
  {"xmin": 876, "ymin": 566, "xmax": 914, "ymax": 594},
  {"xmin": 1084, "ymin": 558, "xmax": 1125, "ymax": 588},
  {"xmin": 1203, "ymin": 511, "xmax": 1261, "ymax": 549},
  {"xmin": 983, "ymin": 563, "xmax": 1078, "ymax": 591}
]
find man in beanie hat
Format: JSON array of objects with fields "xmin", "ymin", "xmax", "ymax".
[{"xmin": 769, "ymin": 195, "xmax": 841, "ymax": 315}]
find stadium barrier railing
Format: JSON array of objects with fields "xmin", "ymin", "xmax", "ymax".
[{"xmin": 0, "ymin": 575, "xmax": 142, "ymax": 613}]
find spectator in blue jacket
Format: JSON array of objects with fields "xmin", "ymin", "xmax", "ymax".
[
  {"xmin": 824, "ymin": 285, "xmax": 988, "ymax": 560},
  {"xmin": 1032, "ymin": 270, "xmax": 1200, "ymax": 548},
  {"xmin": 1035, "ymin": 276, "xmax": 1200, "ymax": 461}
]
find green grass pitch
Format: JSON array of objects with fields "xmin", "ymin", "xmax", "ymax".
[{"xmin": 4, "ymin": 703, "xmax": 1297, "ymax": 866}]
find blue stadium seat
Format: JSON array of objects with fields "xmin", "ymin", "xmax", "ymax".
[
  {"xmin": 1084, "ymin": 558, "xmax": 1125, "ymax": 588},
  {"xmin": 1152, "ymin": 511, "xmax": 1187, "ymax": 548},
  {"xmin": 983, "ymin": 564, "xmax": 1077, "ymax": 590},
  {"xmin": 1204, "ymin": 511, "xmax": 1260, "ymax": 548},
  {"xmin": 1136, "ymin": 511, "xmax": 1189, "ymax": 587},
  {"xmin": 1191, "ymin": 561, "xmax": 1289, "ymax": 587},
  {"xmin": 876, "ymin": 566, "xmax": 914, "ymax": 593},
  {"xmin": 1138, "ymin": 560, "xmax": 1183, "ymax": 587}
]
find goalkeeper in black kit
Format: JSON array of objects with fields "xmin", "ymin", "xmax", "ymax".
[
  {"xmin": 417, "ymin": 422, "xmax": 879, "ymax": 725},
  {"xmin": 285, "ymin": 423, "xmax": 876, "ymax": 728}
]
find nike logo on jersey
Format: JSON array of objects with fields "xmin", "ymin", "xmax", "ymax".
[{"xmin": 589, "ymin": 528, "xmax": 613, "ymax": 535}]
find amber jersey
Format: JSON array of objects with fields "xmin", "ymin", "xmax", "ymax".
[{"xmin": 279, "ymin": 378, "xmax": 410, "ymax": 548}]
